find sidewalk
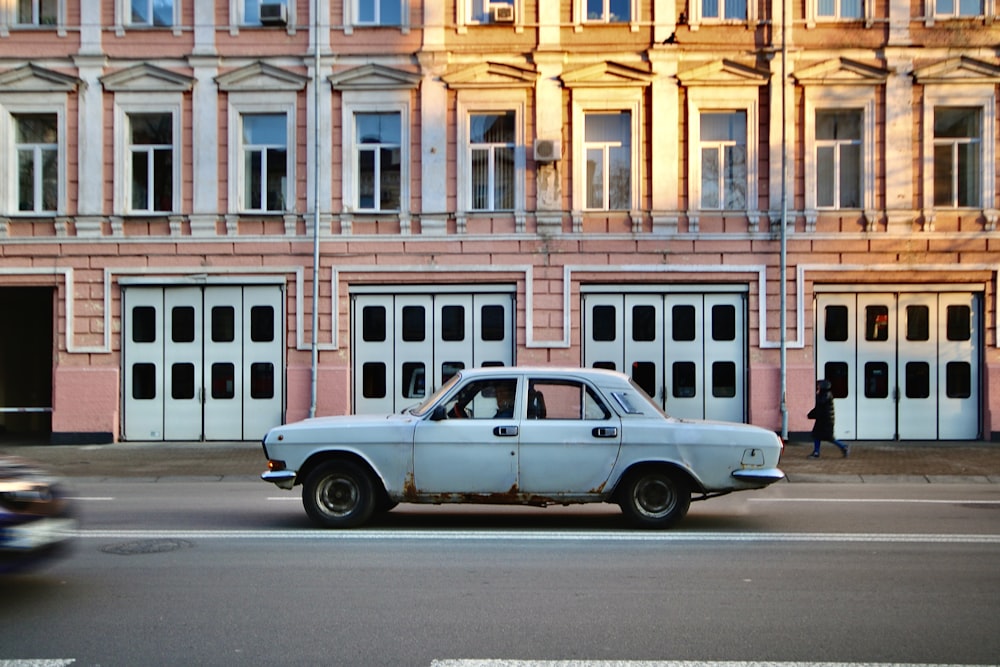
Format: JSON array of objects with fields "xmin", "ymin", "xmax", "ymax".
[{"xmin": 1, "ymin": 438, "xmax": 999, "ymax": 483}]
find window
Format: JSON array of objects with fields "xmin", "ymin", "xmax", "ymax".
[
  {"xmin": 701, "ymin": 0, "xmax": 746, "ymax": 20},
  {"xmin": 14, "ymin": 0, "xmax": 58, "ymax": 25},
  {"xmin": 700, "ymin": 111, "xmax": 747, "ymax": 210},
  {"xmin": 824, "ymin": 305, "xmax": 849, "ymax": 342},
  {"xmin": 933, "ymin": 108, "xmax": 981, "ymax": 208},
  {"xmin": 130, "ymin": 0, "xmax": 174, "ymax": 26},
  {"xmin": 584, "ymin": 112, "xmax": 631, "ymax": 210},
  {"xmin": 817, "ymin": 0, "xmax": 862, "ymax": 18},
  {"xmin": 128, "ymin": 112, "xmax": 174, "ymax": 213},
  {"xmin": 362, "ymin": 305, "xmax": 386, "ymax": 342},
  {"xmin": 242, "ymin": 0, "xmax": 286, "ymax": 25},
  {"xmin": 469, "ymin": 112, "xmax": 515, "ymax": 211},
  {"xmin": 527, "ymin": 380, "xmax": 610, "ymax": 420},
  {"xmin": 816, "ymin": 110, "xmax": 862, "ymax": 209},
  {"xmin": 250, "ymin": 306, "xmax": 275, "ymax": 342},
  {"xmin": 15, "ymin": 113, "xmax": 58, "ymax": 213},
  {"xmin": 586, "ymin": 0, "xmax": 631, "ymax": 21},
  {"xmin": 592, "ymin": 305, "xmax": 617, "ymax": 341},
  {"xmin": 242, "ymin": 113, "xmax": 287, "ymax": 212},
  {"xmin": 401, "ymin": 306, "xmax": 425, "ymax": 342},
  {"xmin": 935, "ymin": 0, "xmax": 983, "ymax": 16},
  {"xmin": 356, "ymin": 112, "xmax": 401, "ymax": 211},
  {"xmin": 356, "ymin": 0, "xmax": 402, "ymax": 25}
]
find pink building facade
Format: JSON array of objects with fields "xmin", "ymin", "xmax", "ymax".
[{"xmin": 0, "ymin": 0, "xmax": 997, "ymax": 443}]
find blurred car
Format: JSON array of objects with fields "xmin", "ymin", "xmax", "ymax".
[
  {"xmin": 0, "ymin": 455, "xmax": 77, "ymax": 573},
  {"xmin": 262, "ymin": 367, "xmax": 785, "ymax": 529}
]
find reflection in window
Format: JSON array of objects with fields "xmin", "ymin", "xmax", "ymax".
[
  {"xmin": 15, "ymin": 113, "xmax": 58, "ymax": 213},
  {"xmin": 212, "ymin": 306, "xmax": 235, "ymax": 343},
  {"xmin": 132, "ymin": 306, "xmax": 157, "ymax": 343},
  {"xmin": 824, "ymin": 305, "xmax": 849, "ymax": 342},
  {"xmin": 672, "ymin": 362, "xmax": 697, "ymax": 398},
  {"xmin": 672, "ymin": 305, "xmax": 696, "ymax": 341},
  {"xmin": 470, "ymin": 112, "xmax": 515, "ymax": 211},
  {"xmin": 584, "ymin": 111, "xmax": 631, "ymax": 210},
  {"xmin": 16, "ymin": 0, "xmax": 58, "ymax": 25},
  {"xmin": 402, "ymin": 362, "xmax": 425, "ymax": 398},
  {"xmin": 481, "ymin": 305, "xmax": 505, "ymax": 341},
  {"xmin": 212, "ymin": 363, "xmax": 235, "ymax": 399},
  {"xmin": 250, "ymin": 306, "xmax": 275, "ymax": 342},
  {"xmin": 864, "ymin": 361, "xmax": 889, "ymax": 398},
  {"xmin": 824, "ymin": 362, "xmax": 849, "ymax": 398},
  {"xmin": 702, "ymin": 0, "xmax": 747, "ymax": 19},
  {"xmin": 631, "ymin": 306, "xmax": 656, "ymax": 342},
  {"xmin": 362, "ymin": 305, "xmax": 386, "ymax": 342},
  {"xmin": 242, "ymin": 113, "xmax": 287, "ymax": 211},
  {"xmin": 711, "ymin": 304, "xmax": 736, "ymax": 341},
  {"xmin": 865, "ymin": 305, "xmax": 889, "ymax": 341},
  {"xmin": 946, "ymin": 362, "xmax": 971, "ymax": 398},
  {"xmin": 356, "ymin": 112, "xmax": 401, "ymax": 211},
  {"xmin": 946, "ymin": 305, "xmax": 971, "ymax": 341},
  {"xmin": 441, "ymin": 305, "xmax": 465, "ymax": 342},
  {"xmin": 700, "ymin": 111, "xmax": 747, "ymax": 210},
  {"xmin": 587, "ymin": 0, "xmax": 631, "ymax": 21},
  {"xmin": 712, "ymin": 361, "xmax": 736, "ymax": 398},
  {"xmin": 356, "ymin": 0, "xmax": 402, "ymax": 25},
  {"xmin": 132, "ymin": 363, "xmax": 156, "ymax": 400},
  {"xmin": 129, "ymin": 112, "xmax": 173, "ymax": 212},
  {"xmin": 592, "ymin": 305, "xmax": 617, "ymax": 341},
  {"xmin": 171, "ymin": 363, "xmax": 195, "ymax": 400},
  {"xmin": 401, "ymin": 306, "xmax": 425, "ymax": 342},
  {"xmin": 816, "ymin": 109, "xmax": 861, "ymax": 207},
  {"xmin": 933, "ymin": 107, "xmax": 981, "ymax": 208},
  {"xmin": 362, "ymin": 362, "xmax": 386, "ymax": 398},
  {"xmin": 935, "ymin": 0, "xmax": 983, "ymax": 16},
  {"xmin": 172, "ymin": 306, "xmax": 195, "ymax": 343},
  {"xmin": 131, "ymin": 0, "xmax": 175, "ymax": 26},
  {"xmin": 250, "ymin": 362, "xmax": 274, "ymax": 399},
  {"xmin": 631, "ymin": 361, "xmax": 656, "ymax": 399},
  {"xmin": 905, "ymin": 362, "xmax": 930, "ymax": 399},
  {"xmin": 906, "ymin": 305, "xmax": 929, "ymax": 341}
]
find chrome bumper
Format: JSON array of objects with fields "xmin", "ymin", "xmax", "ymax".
[
  {"xmin": 731, "ymin": 467, "xmax": 785, "ymax": 485},
  {"xmin": 261, "ymin": 470, "xmax": 297, "ymax": 490}
]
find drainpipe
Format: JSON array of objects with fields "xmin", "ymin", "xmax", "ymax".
[
  {"xmin": 309, "ymin": 4, "xmax": 321, "ymax": 419},
  {"xmin": 779, "ymin": 0, "xmax": 789, "ymax": 439}
]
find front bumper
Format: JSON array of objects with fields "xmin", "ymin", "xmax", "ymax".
[{"xmin": 261, "ymin": 470, "xmax": 296, "ymax": 490}]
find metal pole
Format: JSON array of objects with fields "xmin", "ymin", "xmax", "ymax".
[
  {"xmin": 779, "ymin": 0, "xmax": 789, "ymax": 439},
  {"xmin": 309, "ymin": 4, "xmax": 321, "ymax": 419}
]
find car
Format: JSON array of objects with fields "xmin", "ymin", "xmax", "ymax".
[
  {"xmin": 261, "ymin": 367, "xmax": 785, "ymax": 529},
  {"xmin": 0, "ymin": 455, "xmax": 77, "ymax": 573}
]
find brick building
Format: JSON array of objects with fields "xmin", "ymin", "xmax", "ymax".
[{"xmin": 0, "ymin": 0, "xmax": 996, "ymax": 443}]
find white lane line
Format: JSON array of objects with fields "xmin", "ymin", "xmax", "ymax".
[
  {"xmin": 65, "ymin": 497, "xmax": 115, "ymax": 501},
  {"xmin": 750, "ymin": 498, "xmax": 1000, "ymax": 504},
  {"xmin": 72, "ymin": 529, "xmax": 1000, "ymax": 544},
  {"xmin": 0, "ymin": 661, "xmax": 76, "ymax": 666},
  {"xmin": 429, "ymin": 662, "xmax": 992, "ymax": 667}
]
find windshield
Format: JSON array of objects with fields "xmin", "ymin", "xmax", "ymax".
[{"xmin": 409, "ymin": 373, "xmax": 462, "ymax": 417}]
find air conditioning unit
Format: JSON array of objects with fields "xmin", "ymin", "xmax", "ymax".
[
  {"xmin": 259, "ymin": 2, "xmax": 288, "ymax": 26},
  {"xmin": 533, "ymin": 138, "xmax": 561, "ymax": 162},
  {"xmin": 490, "ymin": 3, "xmax": 515, "ymax": 23}
]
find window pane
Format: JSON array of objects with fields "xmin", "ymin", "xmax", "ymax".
[
  {"xmin": 933, "ymin": 144, "xmax": 954, "ymax": 207},
  {"xmin": 957, "ymin": 0, "xmax": 982, "ymax": 13},
  {"xmin": 471, "ymin": 112, "xmax": 515, "ymax": 143},
  {"xmin": 672, "ymin": 305, "xmax": 696, "ymax": 341},
  {"xmin": 362, "ymin": 362, "xmax": 386, "ymax": 398},
  {"xmin": 631, "ymin": 362, "xmax": 657, "ymax": 399},
  {"xmin": 672, "ymin": 362, "xmax": 697, "ymax": 398},
  {"xmin": 609, "ymin": 0, "xmax": 630, "ymax": 20},
  {"xmin": 243, "ymin": 114, "xmax": 285, "ymax": 144},
  {"xmin": 712, "ymin": 304, "xmax": 736, "ymax": 341},
  {"xmin": 946, "ymin": 362, "xmax": 971, "ymax": 398},
  {"xmin": 362, "ymin": 305, "xmax": 386, "ymax": 342},
  {"xmin": 401, "ymin": 306, "xmax": 425, "ymax": 342},
  {"xmin": 864, "ymin": 361, "xmax": 889, "ymax": 398},
  {"xmin": 358, "ymin": 148, "xmax": 376, "ymax": 209},
  {"xmin": 250, "ymin": 362, "xmax": 274, "ymax": 399},
  {"xmin": 724, "ymin": 0, "xmax": 746, "ymax": 18},
  {"xmin": 481, "ymin": 305, "xmax": 505, "ymax": 342},
  {"xmin": 379, "ymin": 147, "xmax": 400, "ymax": 209},
  {"xmin": 212, "ymin": 363, "xmax": 235, "ymax": 399},
  {"xmin": 592, "ymin": 305, "xmax": 616, "ymax": 341},
  {"xmin": 906, "ymin": 305, "xmax": 929, "ymax": 341},
  {"xmin": 471, "ymin": 148, "xmax": 489, "ymax": 210},
  {"xmin": 171, "ymin": 363, "xmax": 195, "ymax": 400},
  {"xmin": 212, "ymin": 306, "xmax": 235, "ymax": 343},
  {"xmin": 631, "ymin": 306, "xmax": 656, "ymax": 342},
  {"xmin": 839, "ymin": 143, "xmax": 861, "ymax": 208},
  {"xmin": 817, "ymin": 110, "xmax": 861, "ymax": 140},
  {"xmin": 824, "ymin": 305, "xmax": 849, "ymax": 342},
  {"xmin": 946, "ymin": 305, "xmax": 971, "ymax": 341},
  {"xmin": 934, "ymin": 108, "xmax": 978, "ymax": 138},
  {"xmin": 824, "ymin": 361, "xmax": 849, "ymax": 398},
  {"xmin": 132, "ymin": 306, "xmax": 157, "ymax": 343},
  {"xmin": 817, "ymin": 0, "xmax": 836, "ymax": 15},
  {"xmin": 172, "ymin": 306, "xmax": 195, "ymax": 343},
  {"xmin": 441, "ymin": 305, "xmax": 465, "ymax": 342},
  {"xmin": 357, "ymin": 112, "xmax": 401, "ymax": 144},
  {"xmin": 701, "ymin": 148, "xmax": 720, "ymax": 209},
  {"xmin": 703, "ymin": 0, "xmax": 719, "ymax": 17},
  {"xmin": 132, "ymin": 363, "xmax": 156, "ymax": 400},
  {"xmin": 379, "ymin": 0, "xmax": 402, "ymax": 24},
  {"xmin": 905, "ymin": 362, "xmax": 930, "ymax": 399},
  {"xmin": 816, "ymin": 146, "xmax": 835, "ymax": 208},
  {"xmin": 841, "ymin": 0, "xmax": 862, "ymax": 17},
  {"xmin": 712, "ymin": 361, "xmax": 736, "ymax": 398},
  {"xmin": 935, "ymin": 0, "xmax": 955, "ymax": 11},
  {"xmin": 586, "ymin": 147, "xmax": 604, "ymax": 209},
  {"xmin": 956, "ymin": 141, "xmax": 980, "ymax": 207},
  {"xmin": 865, "ymin": 306, "xmax": 889, "ymax": 341},
  {"xmin": 609, "ymin": 143, "xmax": 631, "ymax": 209},
  {"xmin": 250, "ymin": 306, "xmax": 275, "ymax": 342},
  {"xmin": 402, "ymin": 362, "xmax": 425, "ymax": 398},
  {"xmin": 724, "ymin": 145, "xmax": 747, "ymax": 209}
]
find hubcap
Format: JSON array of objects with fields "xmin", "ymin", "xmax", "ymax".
[
  {"xmin": 317, "ymin": 476, "xmax": 359, "ymax": 517},
  {"xmin": 634, "ymin": 476, "xmax": 675, "ymax": 517}
]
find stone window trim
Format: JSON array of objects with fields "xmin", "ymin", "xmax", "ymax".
[
  {"xmin": 923, "ymin": 0, "xmax": 996, "ymax": 26},
  {"xmin": 114, "ymin": 0, "xmax": 183, "ymax": 37},
  {"xmin": 688, "ymin": 0, "xmax": 758, "ymax": 31},
  {"xmin": 572, "ymin": 0, "xmax": 640, "ymax": 30},
  {"xmin": 0, "ymin": 95, "xmax": 68, "ymax": 218},
  {"xmin": 344, "ymin": 0, "xmax": 411, "ymax": 35},
  {"xmin": 226, "ymin": 93, "xmax": 297, "ymax": 216},
  {"xmin": 456, "ymin": 0, "xmax": 525, "ymax": 33},
  {"xmin": 0, "ymin": 0, "xmax": 67, "ymax": 37},
  {"xmin": 112, "ymin": 94, "xmax": 184, "ymax": 217},
  {"xmin": 805, "ymin": 0, "xmax": 875, "ymax": 28}
]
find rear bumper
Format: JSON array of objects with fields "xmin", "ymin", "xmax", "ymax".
[
  {"xmin": 261, "ymin": 470, "xmax": 297, "ymax": 490},
  {"xmin": 731, "ymin": 467, "xmax": 785, "ymax": 485}
]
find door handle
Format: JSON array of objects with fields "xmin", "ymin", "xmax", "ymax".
[
  {"xmin": 493, "ymin": 426, "xmax": 518, "ymax": 437},
  {"xmin": 592, "ymin": 426, "xmax": 618, "ymax": 438}
]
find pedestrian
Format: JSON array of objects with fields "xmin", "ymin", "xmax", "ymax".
[{"xmin": 807, "ymin": 379, "xmax": 849, "ymax": 458}]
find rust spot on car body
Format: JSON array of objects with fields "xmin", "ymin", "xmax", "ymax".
[{"xmin": 399, "ymin": 482, "xmax": 573, "ymax": 507}]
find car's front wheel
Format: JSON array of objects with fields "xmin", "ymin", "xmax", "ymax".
[
  {"xmin": 302, "ymin": 461, "xmax": 375, "ymax": 528},
  {"xmin": 619, "ymin": 468, "xmax": 691, "ymax": 528}
]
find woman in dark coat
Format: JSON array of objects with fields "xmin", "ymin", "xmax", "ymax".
[{"xmin": 807, "ymin": 379, "xmax": 849, "ymax": 458}]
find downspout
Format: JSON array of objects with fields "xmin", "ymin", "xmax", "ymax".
[
  {"xmin": 309, "ymin": 4, "xmax": 321, "ymax": 419},
  {"xmin": 779, "ymin": 0, "xmax": 789, "ymax": 439}
]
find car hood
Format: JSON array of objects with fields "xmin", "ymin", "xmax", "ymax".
[{"xmin": 264, "ymin": 412, "xmax": 419, "ymax": 443}]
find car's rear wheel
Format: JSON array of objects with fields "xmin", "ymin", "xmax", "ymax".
[
  {"xmin": 619, "ymin": 469, "xmax": 691, "ymax": 528},
  {"xmin": 302, "ymin": 461, "xmax": 375, "ymax": 528}
]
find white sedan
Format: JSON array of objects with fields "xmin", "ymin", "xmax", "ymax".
[{"xmin": 261, "ymin": 367, "xmax": 784, "ymax": 528}]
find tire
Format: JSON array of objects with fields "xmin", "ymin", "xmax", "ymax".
[
  {"xmin": 302, "ymin": 461, "xmax": 375, "ymax": 528},
  {"xmin": 618, "ymin": 468, "xmax": 691, "ymax": 529}
]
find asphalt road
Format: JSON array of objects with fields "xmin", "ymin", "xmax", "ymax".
[{"xmin": 2, "ymin": 480, "xmax": 998, "ymax": 666}]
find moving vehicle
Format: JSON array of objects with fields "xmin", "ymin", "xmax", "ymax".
[{"xmin": 0, "ymin": 455, "xmax": 76, "ymax": 573}]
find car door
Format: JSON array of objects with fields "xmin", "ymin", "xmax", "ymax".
[
  {"xmin": 411, "ymin": 377, "xmax": 520, "ymax": 494},
  {"xmin": 517, "ymin": 378, "xmax": 622, "ymax": 495}
]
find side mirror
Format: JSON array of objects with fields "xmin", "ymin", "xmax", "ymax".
[{"xmin": 430, "ymin": 405, "xmax": 447, "ymax": 421}]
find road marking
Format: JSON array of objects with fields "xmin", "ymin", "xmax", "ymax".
[
  {"xmin": 750, "ymin": 498, "xmax": 1000, "ymax": 505},
  {"xmin": 73, "ymin": 529, "xmax": 1000, "ymax": 544},
  {"xmin": 65, "ymin": 497, "xmax": 115, "ymax": 501},
  {"xmin": 0, "ymin": 661, "xmax": 76, "ymax": 666},
  {"xmin": 429, "ymin": 662, "xmax": 993, "ymax": 667}
]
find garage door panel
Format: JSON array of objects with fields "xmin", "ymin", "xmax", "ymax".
[
  {"xmin": 163, "ymin": 287, "xmax": 204, "ymax": 440},
  {"xmin": 815, "ymin": 294, "xmax": 857, "ymax": 440},
  {"xmin": 938, "ymin": 293, "xmax": 980, "ymax": 439},
  {"xmin": 123, "ymin": 288, "xmax": 166, "ymax": 440}
]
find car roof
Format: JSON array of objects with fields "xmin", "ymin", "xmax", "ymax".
[{"xmin": 456, "ymin": 366, "xmax": 632, "ymax": 385}]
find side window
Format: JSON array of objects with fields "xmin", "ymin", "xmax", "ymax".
[
  {"xmin": 241, "ymin": 113, "xmax": 288, "ymax": 212},
  {"xmin": 527, "ymin": 380, "xmax": 610, "ymax": 420},
  {"xmin": 14, "ymin": 113, "xmax": 59, "ymax": 213},
  {"xmin": 443, "ymin": 379, "xmax": 517, "ymax": 419}
]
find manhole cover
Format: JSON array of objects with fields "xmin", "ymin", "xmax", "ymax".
[{"xmin": 100, "ymin": 539, "xmax": 194, "ymax": 555}]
